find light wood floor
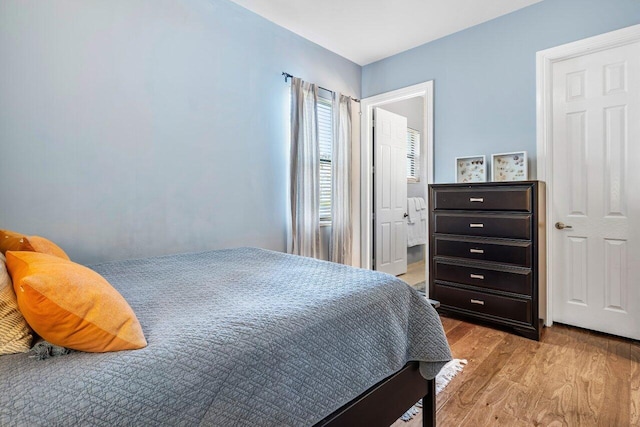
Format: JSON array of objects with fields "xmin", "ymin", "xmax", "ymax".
[
  {"xmin": 392, "ymin": 316, "xmax": 640, "ymax": 427},
  {"xmin": 398, "ymin": 261, "xmax": 426, "ymax": 290}
]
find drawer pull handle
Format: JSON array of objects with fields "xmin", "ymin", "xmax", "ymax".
[
  {"xmin": 470, "ymin": 299, "xmax": 485, "ymax": 305},
  {"xmin": 470, "ymin": 248, "xmax": 484, "ymax": 254},
  {"xmin": 470, "ymin": 274, "xmax": 485, "ymax": 280},
  {"xmin": 469, "ymin": 197, "xmax": 484, "ymax": 203},
  {"xmin": 469, "ymin": 223, "xmax": 484, "ymax": 228}
]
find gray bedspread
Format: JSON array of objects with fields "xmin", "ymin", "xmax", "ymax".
[{"xmin": 0, "ymin": 248, "xmax": 451, "ymax": 426}]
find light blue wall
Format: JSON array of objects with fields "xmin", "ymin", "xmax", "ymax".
[
  {"xmin": 362, "ymin": 0, "xmax": 640, "ymax": 183},
  {"xmin": 0, "ymin": 0, "xmax": 360, "ymax": 264}
]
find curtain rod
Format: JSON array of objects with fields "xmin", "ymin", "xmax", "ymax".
[{"xmin": 282, "ymin": 72, "xmax": 360, "ymax": 103}]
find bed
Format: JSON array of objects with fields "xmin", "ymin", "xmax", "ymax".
[{"xmin": 0, "ymin": 247, "xmax": 451, "ymax": 426}]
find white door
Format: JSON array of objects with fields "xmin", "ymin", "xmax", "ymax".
[
  {"xmin": 374, "ymin": 107, "xmax": 408, "ymax": 276},
  {"xmin": 551, "ymin": 41, "xmax": 640, "ymax": 339}
]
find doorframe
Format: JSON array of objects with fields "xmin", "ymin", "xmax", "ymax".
[
  {"xmin": 359, "ymin": 81, "xmax": 434, "ymax": 280},
  {"xmin": 536, "ymin": 24, "xmax": 640, "ymax": 327}
]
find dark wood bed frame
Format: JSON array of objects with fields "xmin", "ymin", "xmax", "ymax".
[{"xmin": 314, "ymin": 361, "xmax": 435, "ymax": 427}]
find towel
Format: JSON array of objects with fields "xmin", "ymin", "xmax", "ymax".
[
  {"xmin": 417, "ymin": 197, "xmax": 427, "ymax": 210},
  {"xmin": 407, "ymin": 198, "xmax": 418, "ymax": 224},
  {"xmin": 416, "ymin": 197, "xmax": 427, "ymax": 220},
  {"xmin": 407, "ymin": 197, "xmax": 427, "ymax": 247}
]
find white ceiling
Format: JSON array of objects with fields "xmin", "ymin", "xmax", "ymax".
[{"xmin": 229, "ymin": 0, "xmax": 542, "ymax": 65}]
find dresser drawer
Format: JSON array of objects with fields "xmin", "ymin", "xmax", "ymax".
[
  {"xmin": 433, "ymin": 260, "xmax": 532, "ymax": 295},
  {"xmin": 434, "ymin": 236, "xmax": 532, "ymax": 267},
  {"xmin": 433, "ymin": 186, "xmax": 532, "ymax": 212},
  {"xmin": 433, "ymin": 284, "xmax": 532, "ymax": 324},
  {"xmin": 433, "ymin": 213, "xmax": 531, "ymax": 239}
]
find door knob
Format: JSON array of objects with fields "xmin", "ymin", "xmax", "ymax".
[
  {"xmin": 555, "ymin": 222, "xmax": 573, "ymax": 230},
  {"xmin": 403, "ymin": 213, "xmax": 409, "ymax": 218}
]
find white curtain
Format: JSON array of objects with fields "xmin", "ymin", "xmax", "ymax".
[
  {"xmin": 289, "ymin": 77, "xmax": 320, "ymax": 258},
  {"xmin": 329, "ymin": 93, "xmax": 352, "ymax": 264}
]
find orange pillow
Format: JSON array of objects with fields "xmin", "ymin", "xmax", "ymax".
[
  {"xmin": 0, "ymin": 230, "xmax": 70, "ymax": 260},
  {"xmin": 6, "ymin": 251, "xmax": 147, "ymax": 353},
  {"xmin": 0, "ymin": 230, "xmax": 21, "ymax": 239}
]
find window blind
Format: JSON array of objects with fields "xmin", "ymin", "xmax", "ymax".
[
  {"xmin": 318, "ymin": 97, "xmax": 333, "ymax": 222},
  {"xmin": 407, "ymin": 128, "xmax": 420, "ymax": 181}
]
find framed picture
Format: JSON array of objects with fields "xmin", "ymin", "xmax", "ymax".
[
  {"xmin": 455, "ymin": 155, "xmax": 486, "ymax": 183},
  {"xmin": 491, "ymin": 151, "xmax": 528, "ymax": 181}
]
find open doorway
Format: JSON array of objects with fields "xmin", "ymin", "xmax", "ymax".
[
  {"xmin": 360, "ymin": 82, "xmax": 434, "ymax": 296},
  {"xmin": 380, "ymin": 98, "xmax": 428, "ymax": 291}
]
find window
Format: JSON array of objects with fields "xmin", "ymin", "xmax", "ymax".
[
  {"xmin": 317, "ymin": 96, "xmax": 333, "ymax": 223},
  {"xmin": 407, "ymin": 128, "xmax": 420, "ymax": 182}
]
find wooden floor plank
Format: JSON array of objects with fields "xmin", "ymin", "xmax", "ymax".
[
  {"xmin": 437, "ymin": 331, "xmax": 518, "ymax": 426},
  {"xmin": 459, "ymin": 378, "xmax": 534, "ymax": 427},
  {"xmin": 631, "ymin": 343, "xmax": 640, "ymax": 426},
  {"xmin": 535, "ymin": 326, "xmax": 598, "ymax": 426},
  {"xmin": 390, "ymin": 317, "xmax": 636, "ymax": 427},
  {"xmin": 440, "ymin": 318, "xmax": 474, "ymax": 348},
  {"xmin": 495, "ymin": 334, "xmax": 541, "ymax": 383},
  {"xmin": 573, "ymin": 331, "xmax": 607, "ymax": 426},
  {"xmin": 599, "ymin": 337, "xmax": 631, "ymax": 426},
  {"xmin": 435, "ymin": 324, "xmax": 505, "ymax": 413},
  {"xmin": 439, "ymin": 315, "xmax": 462, "ymax": 335}
]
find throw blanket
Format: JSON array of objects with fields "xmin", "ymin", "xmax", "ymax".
[{"xmin": 0, "ymin": 248, "xmax": 451, "ymax": 426}]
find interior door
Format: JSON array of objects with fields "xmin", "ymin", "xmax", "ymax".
[
  {"xmin": 551, "ymin": 41, "xmax": 640, "ymax": 339},
  {"xmin": 374, "ymin": 107, "xmax": 407, "ymax": 276}
]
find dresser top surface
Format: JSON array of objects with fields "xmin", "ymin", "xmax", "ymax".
[{"xmin": 430, "ymin": 181, "xmax": 541, "ymax": 189}]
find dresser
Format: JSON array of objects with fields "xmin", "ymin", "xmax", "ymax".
[{"xmin": 428, "ymin": 181, "xmax": 546, "ymax": 340}]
